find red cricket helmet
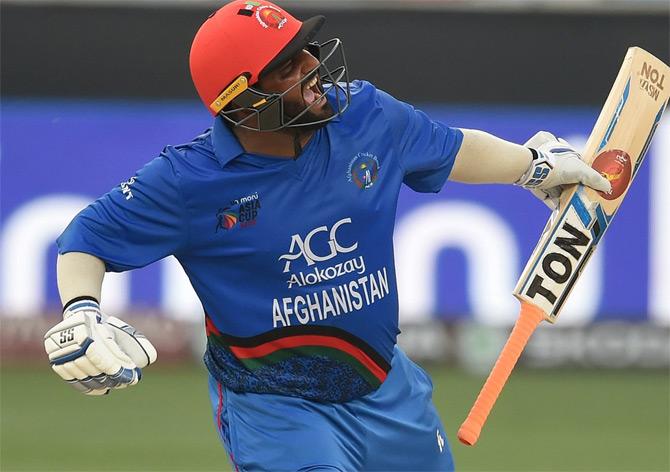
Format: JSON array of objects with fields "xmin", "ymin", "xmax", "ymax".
[{"xmin": 189, "ymin": 0, "xmax": 350, "ymax": 131}]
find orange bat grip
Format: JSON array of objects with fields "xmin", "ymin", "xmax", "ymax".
[{"xmin": 457, "ymin": 302, "xmax": 545, "ymax": 446}]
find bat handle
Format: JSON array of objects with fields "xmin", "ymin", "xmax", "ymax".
[{"xmin": 457, "ymin": 302, "xmax": 545, "ymax": 446}]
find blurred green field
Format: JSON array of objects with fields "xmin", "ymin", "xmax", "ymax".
[{"xmin": 2, "ymin": 363, "xmax": 668, "ymax": 472}]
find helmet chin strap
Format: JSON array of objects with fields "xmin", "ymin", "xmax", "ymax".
[{"xmin": 223, "ymin": 94, "xmax": 312, "ymax": 158}]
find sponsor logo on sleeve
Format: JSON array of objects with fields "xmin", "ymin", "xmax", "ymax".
[{"xmin": 120, "ymin": 177, "xmax": 136, "ymax": 200}]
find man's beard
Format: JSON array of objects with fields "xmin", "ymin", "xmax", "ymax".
[{"xmin": 282, "ymin": 96, "xmax": 336, "ymax": 133}]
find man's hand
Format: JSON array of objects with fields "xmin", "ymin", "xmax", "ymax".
[
  {"xmin": 44, "ymin": 299, "xmax": 157, "ymax": 395},
  {"xmin": 517, "ymin": 131, "xmax": 611, "ymax": 209}
]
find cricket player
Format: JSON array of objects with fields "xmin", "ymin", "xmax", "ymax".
[{"xmin": 44, "ymin": 1, "xmax": 611, "ymax": 470}]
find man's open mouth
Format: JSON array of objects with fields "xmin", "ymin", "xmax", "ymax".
[{"xmin": 302, "ymin": 74, "xmax": 324, "ymax": 106}]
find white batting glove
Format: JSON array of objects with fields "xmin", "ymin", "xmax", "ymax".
[
  {"xmin": 44, "ymin": 298, "xmax": 157, "ymax": 395},
  {"xmin": 517, "ymin": 131, "xmax": 611, "ymax": 210}
]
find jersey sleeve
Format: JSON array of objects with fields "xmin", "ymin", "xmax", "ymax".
[
  {"xmin": 376, "ymin": 88, "xmax": 464, "ymax": 193},
  {"xmin": 57, "ymin": 153, "xmax": 188, "ymax": 272}
]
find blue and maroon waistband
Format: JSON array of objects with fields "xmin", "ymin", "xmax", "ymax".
[{"xmin": 204, "ymin": 316, "xmax": 392, "ymax": 402}]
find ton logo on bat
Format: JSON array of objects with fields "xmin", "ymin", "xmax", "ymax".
[
  {"xmin": 640, "ymin": 62, "xmax": 666, "ymax": 100},
  {"xmin": 525, "ymin": 220, "xmax": 591, "ymax": 308}
]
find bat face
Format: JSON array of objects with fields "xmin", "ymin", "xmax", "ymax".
[
  {"xmin": 515, "ymin": 192, "xmax": 600, "ymax": 319},
  {"xmin": 514, "ymin": 48, "xmax": 670, "ymax": 322}
]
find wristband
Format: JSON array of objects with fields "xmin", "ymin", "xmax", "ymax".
[{"xmin": 62, "ymin": 296, "xmax": 100, "ymax": 319}]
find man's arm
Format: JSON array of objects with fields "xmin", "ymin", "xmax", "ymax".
[
  {"xmin": 374, "ymin": 87, "xmax": 607, "ymax": 198},
  {"xmin": 449, "ymin": 129, "xmax": 532, "ymax": 184},
  {"xmin": 45, "ymin": 251, "xmax": 157, "ymax": 395},
  {"xmin": 450, "ymin": 129, "xmax": 611, "ymax": 208},
  {"xmin": 46, "ymin": 154, "xmax": 185, "ymax": 395},
  {"xmin": 57, "ymin": 252, "xmax": 105, "ymax": 305}
]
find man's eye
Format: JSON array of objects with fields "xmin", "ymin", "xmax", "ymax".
[{"xmin": 280, "ymin": 61, "xmax": 293, "ymax": 75}]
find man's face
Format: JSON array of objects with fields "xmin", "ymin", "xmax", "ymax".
[{"xmin": 256, "ymin": 48, "xmax": 335, "ymax": 130}]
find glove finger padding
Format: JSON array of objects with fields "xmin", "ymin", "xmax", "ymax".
[
  {"xmin": 88, "ymin": 319, "xmax": 136, "ymax": 371},
  {"xmin": 106, "ymin": 317, "xmax": 157, "ymax": 368},
  {"xmin": 574, "ymin": 164, "xmax": 613, "ymax": 193},
  {"xmin": 73, "ymin": 355, "xmax": 105, "ymax": 377},
  {"xmin": 548, "ymin": 154, "xmax": 612, "ymax": 192},
  {"xmin": 519, "ymin": 130, "xmax": 612, "ymax": 199},
  {"xmin": 85, "ymin": 322, "xmax": 142, "ymax": 388},
  {"xmin": 44, "ymin": 301, "xmax": 148, "ymax": 394},
  {"xmin": 82, "ymin": 388, "xmax": 110, "ymax": 396},
  {"xmin": 49, "ymin": 347, "xmax": 111, "ymax": 395},
  {"xmin": 524, "ymin": 131, "xmax": 558, "ymax": 149},
  {"xmin": 530, "ymin": 187, "xmax": 561, "ymax": 210}
]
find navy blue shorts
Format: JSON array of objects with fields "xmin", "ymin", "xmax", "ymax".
[{"xmin": 207, "ymin": 347, "xmax": 454, "ymax": 471}]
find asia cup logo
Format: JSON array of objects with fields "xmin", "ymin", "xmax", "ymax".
[
  {"xmin": 215, "ymin": 192, "xmax": 262, "ymax": 232},
  {"xmin": 347, "ymin": 152, "xmax": 380, "ymax": 190},
  {"xmin": 216, "ymin": 207, "xmax": 239, "ymax": 232}
]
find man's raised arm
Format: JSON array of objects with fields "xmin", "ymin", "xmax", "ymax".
[{"xmin": 451, "ymin": 129, "xmax": 611, "ymax": 209}]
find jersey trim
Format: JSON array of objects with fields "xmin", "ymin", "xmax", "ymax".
[{"xmin": 205, "ymin": 316, "xmax": 391, "ymax": 387}]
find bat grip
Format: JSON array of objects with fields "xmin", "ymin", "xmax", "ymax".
[{"xmin": 457, "ymin": 302, "xmax": 545, "ymax": 446}]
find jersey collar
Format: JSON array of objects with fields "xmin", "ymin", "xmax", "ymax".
[
  {"xmin": 212, "ymin": 111, "xmax": 340, "ymax": 168},
  {"xmin": 211, "ymin": 116, "xmax": 245, "ymax": 168}
]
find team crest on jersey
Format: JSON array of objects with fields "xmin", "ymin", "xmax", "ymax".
[
  {"xmin": 347, "ymin": 152, "xmax": 380, "ymax": 189},
  {"xmin": 216, "ymin": 192, "xmax": 261, "ymax": 232}
]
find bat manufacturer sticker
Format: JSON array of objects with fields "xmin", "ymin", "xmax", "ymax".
[
  {"xmin": 639, "ymin": 61, "xmax": 666, "ymax": 101},
  {"xmin": 518, "ymin": 196, "xmax": 598, "ymax": 319},
  {"xmin": 591, "ymin": 149, "xmax": 632, "ymax": 200}
]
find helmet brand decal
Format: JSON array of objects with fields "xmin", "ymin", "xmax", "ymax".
[
  {"xmin": 236, "ymin": 2, "xmax": 286, "ymax": 29},
  {"xmin": 255, "ymin": 5, "xmax": 287, "ymax": 29},
  {"xmin": 209, "ymin": 75, "xmax": 249, "ymax": 114}
]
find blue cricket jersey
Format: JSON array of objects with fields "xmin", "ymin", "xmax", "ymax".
[{"xmin": 58, "ymin": 81, "xmax": 463, "ymax": 402}]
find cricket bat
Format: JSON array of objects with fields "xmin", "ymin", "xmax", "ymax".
[{"xmin": 457, "ymin": 47, "xmax": 670, "ymax": 447}]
